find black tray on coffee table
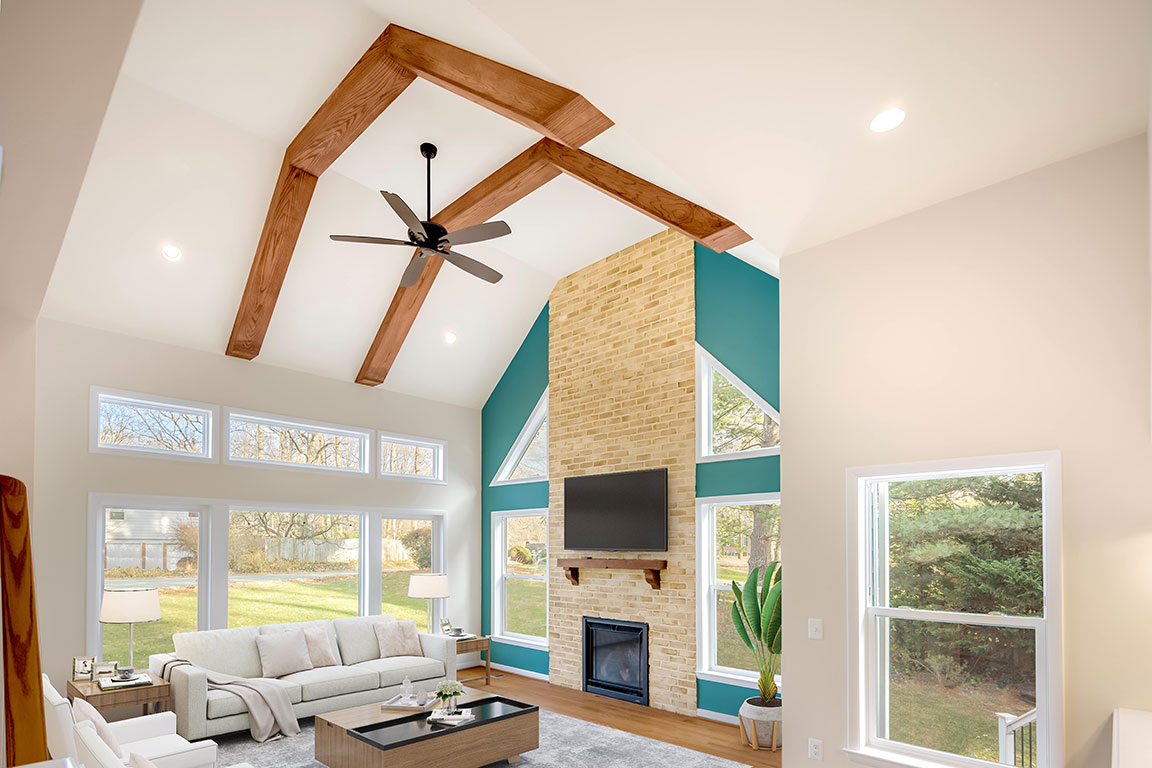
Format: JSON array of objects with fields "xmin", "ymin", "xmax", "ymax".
[{"xmin": 348, "ymin": 696, "xmax": 538, "ymax": 752}]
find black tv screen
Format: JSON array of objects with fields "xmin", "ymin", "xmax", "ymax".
[{"xmin": 563, "ymin": 468, "xmax": 668, "ymax": 551}]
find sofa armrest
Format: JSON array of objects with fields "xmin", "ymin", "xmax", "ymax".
[
  {"xmin": 107, "ymin": 711, "xmax": 177, "ymax": 743},
  {"xmin": 149, "ymin": 652, "xmax": 176, "ymax": 676},
  {"xmin": 167, "ymin": 663, "xmax": 209, "ymax": 741},
  {"xmin": 418, "ymin": 633, "xmax": 457, "ymax": 679}
]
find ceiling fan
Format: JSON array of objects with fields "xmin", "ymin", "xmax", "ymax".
[{"xmin": 330, "ymin": 142, "xmax": 509, "ymax": 287}]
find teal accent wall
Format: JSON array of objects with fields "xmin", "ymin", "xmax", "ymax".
[
  {"xmin": 694, "ymin": 245, "xmax": 781, "ymax": 716},
  {"xmin": 481, "ymin": 305, "xmax": 550, "ymax": 672}
]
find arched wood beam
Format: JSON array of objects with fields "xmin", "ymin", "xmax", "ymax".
[
  {"xmin": 226, "ymin": 24, "xmax": 612, "ymax": 360},
  {"xmin": 355, "ymin": 139, "xmax": 751, "ymax": 386}
]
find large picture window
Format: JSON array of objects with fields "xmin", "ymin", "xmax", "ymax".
[
  {"xmin": 491, "ymin": 510, "xmax": 548, "ymax": 645},
  {"xmin": 98, "ymin": 504, "xmax": 205, "ymax": 664},
  {"xmin": 381, "ymin": 517, "xmax": 438, "ymax": 630},
  {"xmin": 226, "ymin": 410, "xmax": 370, "ymax": 474},
  {"xmin": 697, "ymin": 495, "xmax": 781, "ymax": 683},
  {"xmin": 848, "ymin": 454, "xmax": 1062, "ymax": 768},
  {"xmin": 227, "ymin": 509, "xmax": 361, "ymax": 626}
]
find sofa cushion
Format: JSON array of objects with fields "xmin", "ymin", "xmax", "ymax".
[
  {"xmin": 332, "ymin": 615, "xmax": 394, "ymax": 665},
  {"xmin": 258, "ymin": 620, "xmax": 343, "ymax": 667},
  {"xmin": 354, "ymin": 657, "xmax": 446, "ymax": 688},
  {"xmin": 255, "ymin": 630, "xmax": 313, "ymax": 678},
  {"xmin": 174, "ymin": 625, "xmax": 262, "ymax": 679},
  {"xmin": 376, "ymin": 620, "xmax": 423, "ymax": 658},
  {"xmin": 280, "ymin": 666, "xmax": 379, "ymax": 702},
  {"xmin": 206, "ymin": 678, "xmax": 301, "ymax": 719}
]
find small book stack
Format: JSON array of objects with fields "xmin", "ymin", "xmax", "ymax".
[
  {"xmin": 97, "ymin": 674, "xmax": 153, "ymax": 691},
  {"xmin": 428, "ymin": 708, "xmax": 475, "ymax": 726}
]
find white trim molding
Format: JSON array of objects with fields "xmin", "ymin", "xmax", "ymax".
[
  {"xmin": 490, "ymin": 662, "xmax": 549, "ymax": 681},
  {"xmin": 845, "ymin": 451, "xmax": 1063, "ymax": 768},
  {"xmin": 695, "ymin": 345, "xmax": 780, "ymax": 463},
  {"xmin": 697, "ymin": 709, "xmax": 741, "ymax": 726},
  {"xmin": 491, "ymin": 389, "xmax": 548, "ymax": 486}
]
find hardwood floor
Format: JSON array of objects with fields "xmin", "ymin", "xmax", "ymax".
[{"xmin": 457, "ymin": 666, "xmax": 783, "ymax": 767}]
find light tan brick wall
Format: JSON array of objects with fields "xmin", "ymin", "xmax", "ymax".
[{"xmin": 547, "ymin": 229, "xmax": 697, "ymax": 715}]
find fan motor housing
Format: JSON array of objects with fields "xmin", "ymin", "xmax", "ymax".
[{"xmin": 413, "ymin": 220, "xmax": 447, "ymax": 245}]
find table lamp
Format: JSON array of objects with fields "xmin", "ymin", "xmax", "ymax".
[
  {"xmin": 100, "ymin": 587, "xmax": 161, "ymax": 669},
  {"xmin": 407, "ymin": 573, "xmax": 449, "ymax": 631}
]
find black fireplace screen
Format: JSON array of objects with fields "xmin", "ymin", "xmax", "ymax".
[{"xmin": 582, "ymin": 617, "xmax": 649, "ymax": 706}]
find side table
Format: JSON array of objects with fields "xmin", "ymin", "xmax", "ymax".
[
  {"xmin": 455, "ymin": 636, "xmax": 503, "ymax": 685},
  {"xmin": 67, "ymin": 673, "xmax": 171, "ymax": 717}
]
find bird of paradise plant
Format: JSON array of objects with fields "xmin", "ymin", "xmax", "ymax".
[{"xmin": 731, "ymin": 561, "xmax": 782, "ymax": 703}]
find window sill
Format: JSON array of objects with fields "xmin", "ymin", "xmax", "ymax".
[
  {"xmin": 697, "ymin": 447, "xmax": 781, "ymax": 464},
  {"xmin": 489, "ymin": 476, "xmax": 547, "ymax": 488},
  {"xmin": 491, "ymin": 634, "xmax": 548, "ymax": 651},
  {"xmin": 696, "ymin": 669, "xmax": 758, "ymax": 689},
  {"xmin": 379, "ymin": 472, "xmax": 447, "ymax": 485},
  {"xmin": 845, "ymin": 746, "xmax": 993, "ymax": 768}
]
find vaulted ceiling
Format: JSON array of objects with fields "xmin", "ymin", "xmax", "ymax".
[{"xmin": 42, "ymin": 0, "xmax": 1150, "ymax": 407}]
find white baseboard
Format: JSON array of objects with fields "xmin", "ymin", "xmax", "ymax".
[
  {"xmin": 697, "ymin": 708, "xmax": 740, "ymax": 725},
  {"xmin": 491, "ymin": 662, "xmax": 549, "ymax": 681}
]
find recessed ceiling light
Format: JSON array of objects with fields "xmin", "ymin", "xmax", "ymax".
[
  {"xmin": 161, "ymin": 245, "xmax": 183, "ymax": 262},
  {"xmin": 444, "ymin": 331, "xmax": 457, "ymax": 345},
  {"xmin": 869, "ymin": 107, "xmax": 906, "ymax": 133}
]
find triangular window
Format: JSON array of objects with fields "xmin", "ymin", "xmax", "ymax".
[
  {"xmin": 698, "ymin": 347, "xmax": 780, "ymax": 459},
  {"xmin": 493, "ymin": 389, "xmax": 548, "ymax": 484}
]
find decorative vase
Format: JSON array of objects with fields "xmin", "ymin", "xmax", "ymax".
[
  {"xmin": 445, "ymin": 697, "xmax": 458, "ymax": 715},
  {"xmin": 739, "ymin": 696, "xmax": 783, "ymax": 751}
]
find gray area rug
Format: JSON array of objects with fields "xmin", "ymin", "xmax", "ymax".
[{"xmin": 214, "ymin": 710, "xmax": 751, "ymax": 768}]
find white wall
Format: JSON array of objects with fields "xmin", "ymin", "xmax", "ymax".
[
  {"xmin": 781, "ymin": 136, "xmax": 1149, "ymax": 768},
  {"xmin": 33, "ymin": 319, "xmax": 481, "ymax": 689}
]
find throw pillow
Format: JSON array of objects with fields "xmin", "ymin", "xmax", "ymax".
[
  {"xmin": 128, "ymin": 753, "xmax": 161, "ymax": 768},
  {"xmin": 303, "ymin": 625, "xmax": 339, "ymax": 668},
  {"xmin": 255, "ymin": 629, "xmax": 314, "ymax": 678},
  {"xmin": 72, "ymin": 698, "xmax": 123, "ymax": 759},
  {"xmin": 375, "ymin": 619, "xmax": 423, "ymax": 658}
]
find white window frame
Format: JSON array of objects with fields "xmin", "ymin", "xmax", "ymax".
[
  {"xmin": 378, "ymin": 431, "xmax": 447, "ymax": 483},
  {"xmin": 845, "ymin": 452, "xmax": 1063, "ymax": 768},
  {"xmin": 87, "ymin": 493, "xmax": 446, "ymax": 656},
  {"xmin": 90, "ymin": 387, "xmax": 219, "ymax": 462},
  {"xmin": 696, "ymin": 492, "xmax": 780, "ymax": 689},
  {"xmin": 491, "ymin": 508, "xmax": 549, "ymax": 649},
  {"xmin": 491, "ymin": 389, "xmax": 548, "ymax": 486},
  {"xmin": 696, "ymin": 346, "xmax": 780, "ymax": 463},
  {"xmin": 223, "ymin": 407, "xmax": 372, "ymax": 475}
]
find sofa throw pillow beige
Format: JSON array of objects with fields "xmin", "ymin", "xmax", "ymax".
[
  {"xmin": 256, "ymin": 628, "xmax": 314, "ymax": 678},
  {"xmin": 72, "ymin": 697, "xmax": 124, "ymax": 759},
  {"xmin": 375, "ymin": 619, "xmax": 423, "ymax": 658},
  {"xmin": 303, "ymin": 625, "xmax": 339, "ymax": 667}
]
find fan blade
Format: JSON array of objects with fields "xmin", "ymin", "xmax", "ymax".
[
  {"xmin": 438, "ymin": 248, "xmax": 503, "ymax": 284},
  {"xmin": 399, "ymin": 251, "xmax": 429, "ymax": 288},
  {"xmin": 380, "ymin": 191, "xmax": 428, "ymax": 241},
  {"xmin": 439, "ymin": 220, "xmax": 512, "ymax": 247},
  {"xmin": 329, "ymin": 235, "xmax": 414, "ymax": 246}
]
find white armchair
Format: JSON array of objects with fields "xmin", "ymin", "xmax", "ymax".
[{"xmin": 42, "ymin": 674, "xmax": 217, "ymax": 768}]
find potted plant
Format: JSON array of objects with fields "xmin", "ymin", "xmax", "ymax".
[
  {"xmin": 434, "ymin": 679, "xmax": 466, "ymax": 714},
  {"xmin": 731, "ymin": 561, "xmax": 782, "ymax": 749}
]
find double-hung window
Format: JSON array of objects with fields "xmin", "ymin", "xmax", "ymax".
[
  {"xmin": 848, "ymin": 453, "xmax": 1062, "ymax": 768},
  {"xmin": 491, "ymin": 509, "xmax": 548, "ymax": 646},
  {"xmin": 697, "ymin": 494, "xmax": 781, "ymax": 684}
]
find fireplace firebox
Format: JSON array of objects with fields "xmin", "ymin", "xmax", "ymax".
[{"xmin": 582, "ymin": 617, "xmax": 649, "ymax": 706}]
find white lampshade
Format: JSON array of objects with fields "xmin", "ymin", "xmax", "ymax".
[
  {"xmin": 407, "ymin": 573, "xmax": 450, "ymax": 599},
  {"xmin": 99, "ymin": 587, "xmax": 162, "ymax": 624}
]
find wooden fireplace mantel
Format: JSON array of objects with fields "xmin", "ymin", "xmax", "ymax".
[{"xmin": 556, "ymin": 557, "xmax": 668, "ymax": 590}]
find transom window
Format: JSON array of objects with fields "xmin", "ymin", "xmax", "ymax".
[
  {"xmin": 226, "ymin": 410, "xmax": 370, "ymax": 474},
  {"xmin": 92, "ymin": 388, "xmax": 217, "ymax": 461},
  {"xmin": 492, "ymin": 390, "xmax": 548, "ymax": 485},
  {"xmin": 848, "ymin": 454, "xmax": 1063, "ymax": 768},
  {"xmin": 379, "ymin": 434, "xmax": 444, "ymax": 481},
  {"xmin": 696, "ymin": 347, "xmax": 779, "ymax": 462},
  {"xmin": 697, "ymin": 495, "xmax": 781, "ymax": 681},
  {"xmin": 491, "ymin": 509, "xmax": 548, "ymax": 645}
]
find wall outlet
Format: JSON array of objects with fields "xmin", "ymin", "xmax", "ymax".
[
  {"xmin": 808, "ymin": 738, "xmax": 823, "ymax": 760},
  {"xmin": 807, "ymin": 618, "xmax": 824, "ymax": 640}
]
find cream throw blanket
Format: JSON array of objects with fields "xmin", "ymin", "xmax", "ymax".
[{"xmin": 160, "ymin": 659, "xmax": 301, "ymax": 742}]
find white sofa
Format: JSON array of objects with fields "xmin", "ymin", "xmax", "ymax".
[{"xmin": 149, "ymin": 616, "xmax": 455, "ymax": 740}]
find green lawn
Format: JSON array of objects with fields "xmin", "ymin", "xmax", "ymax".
[
  {"xmin": 102, "ymin": 571, "xmax": 430, "ymax": 666},
  {"xmin": 504, "ymin": 578, "xmax": 547, "ymax": 638}
]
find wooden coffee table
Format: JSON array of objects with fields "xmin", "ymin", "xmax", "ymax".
[{"xmin": 315, "ymin": 686, "xmax": 538, "ymax": 768}]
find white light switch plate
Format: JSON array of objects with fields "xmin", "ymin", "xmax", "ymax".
[
  {"xmin": 807, "ymin": 618, "xmax": 823, "ymax": 640},
  {"xmin": 808, "ymin": 738, "xmax": 823, "ymax": 760}
]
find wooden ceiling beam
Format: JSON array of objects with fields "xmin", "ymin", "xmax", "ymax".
[
  {"xmin": 355, "ymin": 140, "xmax": 560, "ymax": 386},
  {"xmin": 538, "ymin": 139, "xmax": 751, "ymax": 253}
]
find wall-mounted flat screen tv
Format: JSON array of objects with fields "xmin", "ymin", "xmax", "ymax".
[{"xmin": 563, "ymin": 468, "xmax": 668, "ymax": 551}]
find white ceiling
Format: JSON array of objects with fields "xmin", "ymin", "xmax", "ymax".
[{"xmin": 43, "ymin": 0, "xmax": 1150, "ymax": 408}]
